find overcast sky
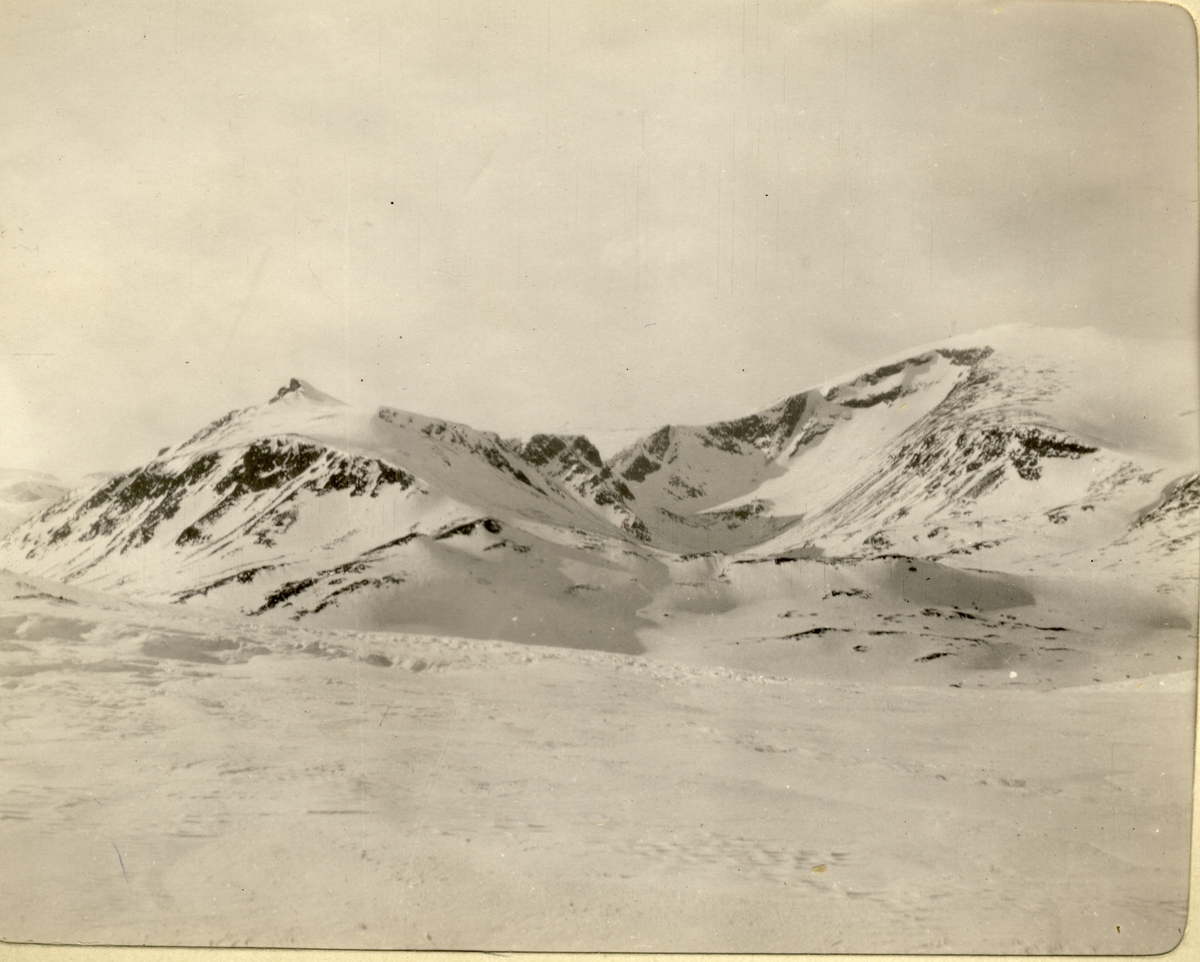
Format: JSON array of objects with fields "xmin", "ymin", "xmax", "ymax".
[{"xmin": 1, "ymin": 0, "xmax": 1196, "ymax": 478}]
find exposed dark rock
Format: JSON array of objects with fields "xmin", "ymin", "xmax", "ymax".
[
  {"xmin": 622, "ymin": 454, "xmax": 662, "ymax": 483},
  {"xmin": 270, "ymin": 378, "xmax": 304, "ymax": 402},
  {"xmin": 254, "ymin": 577, "xmax": 318, "ymax": 613},
  {"xmin": 936, "ymin": 346, "xmax": 994, "ymax": 366},
  {"xmin": 841, "ymin": 385, "xmax": 908, "ymax": 408}
]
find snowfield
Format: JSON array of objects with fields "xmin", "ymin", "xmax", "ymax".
[{"xmin": 0, "ymin": 325, "xmax": 1195, "ymax": 952}]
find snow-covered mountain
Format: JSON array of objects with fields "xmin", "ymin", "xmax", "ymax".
[
  {"xmin": 0, "ymin": 378, "xmax": 668, "ymax": 650},
  {"xmin": 514, "ymin": 432, "xmax": 651, "ymax": 541},
  {"xmin": 1, "ymin": 325, "xmax": 1195, "ymax": 638},
  {"xmin": 603, "ymin": 326, "xmax": 1198, "ymax": 585},
  {"xmin": 0, "ymin": 469, "xmax": 73, "ymax": 536}
]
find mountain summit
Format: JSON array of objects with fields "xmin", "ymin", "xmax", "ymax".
[{"xmin": 270, "ymin": 378, "xmax": 346, "ymax": 406}]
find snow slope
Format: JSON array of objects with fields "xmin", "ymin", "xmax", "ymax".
[
  {"xmin": 1, "ymin": 327, "xmax": 1195, "ymax": 629},
  {"xmin": 0, "ymin": 561, "xmax": 1192, "ymax": 952},
  {"xmin": 0, "ymin": 380, "xmax": 667, "ymax": 649},
  {"xmin": 0, "ymin": 469, "xmax": 72, "ymax": 536},
  {"xmin": 603, "ymin": 326, "xmax": 1198, "ymax": 588}
]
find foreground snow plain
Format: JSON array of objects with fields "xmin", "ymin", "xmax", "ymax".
[{"xmin": 0, "ymin": 560, "xmax": 1192, "ymax": 954}]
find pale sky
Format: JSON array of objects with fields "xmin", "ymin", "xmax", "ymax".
[{"xmin": 1, "ymin": 0, "xmax": 1196, "ymax": 478}]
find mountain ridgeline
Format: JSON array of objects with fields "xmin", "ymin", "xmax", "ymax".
[{"xmin": 1, "ymin": 325, "xmax": 1196, "ymax": 648}]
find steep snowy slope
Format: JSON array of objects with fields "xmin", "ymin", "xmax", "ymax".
[
  {"xmin": 602, "ymin": 325, "xmax": 1198, "ymax": 577},
  {"xmin": 0, "ymin": 380, "xmax": 665, "ymax": 648},
  {"xmin": 736, "ymin": 327, "xmax": 1199, "ymax": 575},
  {"xmin": 1082, "ymin": 470, "xmax": 1200, "ymax": 599},
  {"xmin": 513, "ymin": 433, "xmax": 651, "ymax": 542},
  {"xmin": 604, "ymin": 393, "xmax": 814, "ymax": 551}
]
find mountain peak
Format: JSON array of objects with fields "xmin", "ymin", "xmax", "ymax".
[{"xmin": 269, "ymin": 378, "xmax": 345, "ymax": 406}]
